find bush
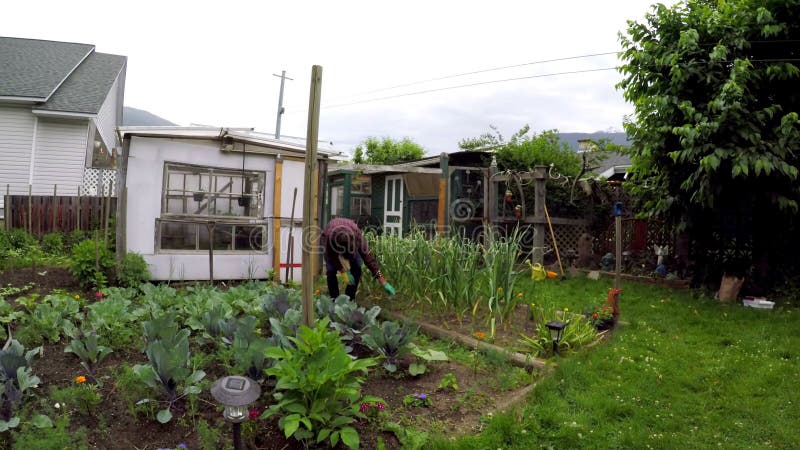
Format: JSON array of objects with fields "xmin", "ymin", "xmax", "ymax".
[
  {"xmin": 117, "ymin": 252, "xmax": 151, "ymax": 288},
  {"xmin": 71, "ymin": 240, "xmax": 115, "ymax": 290},
  {"xmin": 7, "ymin": 229, "xmax": 36, "ymax": 250},
  {"xmin": 66, "ymin": 230, "xmax": 90, "ymax": 251},
  {"xmin": 41, "ymin": 233, "xmax": 64, "ymax": 254}
]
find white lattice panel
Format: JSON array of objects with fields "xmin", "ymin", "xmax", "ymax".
[{"xmin": 82, "ymin": 168, "xmax": 117, "ymax": 196}]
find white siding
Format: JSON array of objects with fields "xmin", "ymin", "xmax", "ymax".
[
  {"xmin": 278, "ymin": 160, "xmax": 307, "ymax": 281},
  {"xmin": 0, "ymin": 106, "xmax": 35, "ymax": 209},
  {"xmin": 125, "ymin": 136, "xmax": 276, "ymax": 280},
  {"xmin": 31, "ymin": 119, "xmax": 88, "ymax": 196},
  {"xmin": 95, "ymin": 75, "xmax": 121, "ymax": 150}
]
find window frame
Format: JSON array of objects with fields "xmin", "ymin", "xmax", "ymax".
[{"xmin": 155, "ymin": 218, "xmax": 269, "ymax": 254}]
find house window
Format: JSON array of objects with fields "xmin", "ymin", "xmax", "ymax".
[
  {"xmin": 163, "ymin": 163, "xmax": 265, "ymax": 218},
  {"xmin": 157, "ymin": 219, "xmax": 267, "ymax": 252},
  {"xmin": 330, "ymin": 185, "xmax": 344, "ymax": 217},
  {"xmin": 351, "ymin": 176, "xmax": 371, "ymax": 195},
  {"xmin": 87, "ymin": 124, "xmax": 115, "ymax": 169},
  {"xmin": 351, "ymin": 197, "xmax": 372, "ymax": 218}
]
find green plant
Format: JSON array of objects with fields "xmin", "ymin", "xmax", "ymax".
[
  {"xmin": 437, "ymin": 373, "xmax": 458, "ymax": 392},
  {"xmin": 0, "ymin": 339, "xmax": 42, "ymax": 430},
  {"xmin": 85, "ymin": 289, "xmax": 139, "ymax": 350},
  {"xmin": 12, "ymin": 416, "xmax": 88, "ymax": 450},
  {"xmin": 361, "ymin": 320, "xmax": 418, "ymax": 373},
  {"xmin": 196, "ymin": 419, "xmax": 222, "ymax": 450},
  {"xmin": 407, "ymin": 344, "xmax": 448, "ymax": 376},
  {"xmin": 116, "ymin": 252, "xmax": 150, "ymax": 288},
  {"xmin": 113, "ymin": 365, "xmax": 154, "ymax": 419},
  {"xmin": 479, "ymin": 229, "xmax": 523, "ymax": 326},
  {"xmin": 231, "ymin": 316, "xmax": 274, "ymax": 381},
  {"xmin": 331, "ymin": 295, "xmax": 381, "ymax": 346},
  {"xmin": 64, "ymin": 330, "xmax": 112, "ymax": 380},
  {"xmin": 18, "ymin": 296, "xmax": 79, "ymax": 346},
  {"xmin": 50, "ymin": 384, "xmax": 102, "ymax": 416},
  {"xmin": 585, "ymin": 305, "xmax": 614, "ymax": 329},
  {"xmin": 402, "ymin": 392, "xmax": 432, "ymax": 408},
  {"xmin": 264, "ymin": 317, "xmax": 380, "ymax": 450},
  {"xmin": 70, "ymin": 239, "xmax": 115, "ymax": 290},
  {"xmin": 41, "ymin": 232, "xmax": 64, "ymax": 254},
  {"xmin": 517, "ymin": 306, "xmax": 599, "ymax": 357},
  {"xmin": 133, "ymin": 315, "xmax": 205, "ymax": 423}
]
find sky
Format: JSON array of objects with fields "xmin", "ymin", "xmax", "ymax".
[{"xmin": 2, "ymin": 0, "xmax": 673, "ymax": 156}]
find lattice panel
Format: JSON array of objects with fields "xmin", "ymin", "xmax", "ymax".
[
  {"xmin": 82, "ymin": 168, "xmax": 117, "ymax": 196},
  {"xmin": 544, "ymin": 223, "xmax": 588, "ymax": 257}
]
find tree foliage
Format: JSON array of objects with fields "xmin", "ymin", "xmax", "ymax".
[
  {"xmin": 618, "ymin": 0, "xmax": 800, "ymax": 279},
  {"xmin": 352, "ymin": 137, "xmax": 425, "ymax": 165}
]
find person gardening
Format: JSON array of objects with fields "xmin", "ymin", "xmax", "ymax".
[{"xmin": 321, "ymin": 217, "xmax": 395, "ymax": 299}]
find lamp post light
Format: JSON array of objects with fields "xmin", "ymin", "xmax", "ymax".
[
  {"xmin": 545, "ymin": 320, "xmax": 567, "ymax": 355},
  {"xmin": 211, "ymin": 375, "xmax": 261, "ymax": 450}
]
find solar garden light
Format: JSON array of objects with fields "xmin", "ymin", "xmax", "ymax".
[
  {"xmin": 545, "ymin": 320, "xmax": 567, "ymax": 355},
  {"xmin": 211, "ymin": 375, "xmax": 261, "ymax": 450}
]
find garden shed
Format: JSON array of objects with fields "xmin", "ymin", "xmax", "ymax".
[{"xmin": 117, "ymin": 127, "xmax": 332, "ymax": 281}]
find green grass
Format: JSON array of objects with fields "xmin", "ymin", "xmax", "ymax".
[{"xmin": 426, "ymin": 276, "xmax": 800, "ymax": 449}]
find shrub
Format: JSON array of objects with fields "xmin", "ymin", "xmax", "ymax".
[
  {"xmin": 264, "ymin": 318, "xmax": 381, "ymax": 450},
  {"xmin": 7, "ymin": 229, "xmax": 36, "ymax": 250},
  {"xmin": 12, "ymin": 416, "xmax": 88, "ymax": 450},
  {"xmin": 66, "ymin": 230, "xmax": 89, "ymax": 251},
  {"xmin": 41, "ymin": 233, "xmax": 64, "ymax": 254},
  {"xmin": 117, "ymin": 252, "xmax": 151, "ymax": 288},
  {"xmin": 71, "ymin": 239, "xmax": 115, "ymax": 290}
]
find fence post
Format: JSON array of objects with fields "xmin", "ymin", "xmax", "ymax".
[
  {"xmin": 52, "ymin": 184, "xmax": 57, "ymax": 233},
  {"xmin": 4, "ymin": 184, "xmax": 8, "ymax": 232},
  {"xmin": 27, "ymin": 184, "xmax": 32, "ymax": 234}
]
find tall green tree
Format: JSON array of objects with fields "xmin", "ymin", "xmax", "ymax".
[
  {"xmin": 352, "ymin": 137, "xmax": 425, "ymax": 165},
  {"xmin": 618, "ymin": 0, "xmax": 800, "ymax": 283}
]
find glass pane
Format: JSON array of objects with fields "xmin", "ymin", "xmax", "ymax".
[
  {"xmin": 331, "ymin": 186, "xmax": 344, "ymax": 217},
  {"xmin": 235, "ymin": 226, "xmax": 266, "ymax": 251},
  {"xmin": 160, "ymin": 222, "xmax": 197, "ymax": 250},
  {"xmin": 394, "ymin": 179, "xmax": 401, "ymax": 210},
  {"xmin": 386, "ymin": 180, "xmax": 393, "ymax": 211},
  {"xmin": 198, "ymin": 224, "xmax": 233, "ymax": 250}
]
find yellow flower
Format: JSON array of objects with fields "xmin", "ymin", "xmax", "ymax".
[
  {"xmin": 74, "ymin": 295, "xmax": 80, "ymax": 300},
  {"xmin": 517, "ymin": 292, "xmax": 523, "ymax": 297},
  {"xmin": 497, "ymin": 287, "xmax": 503, "ymax": 293},
  {"xmin": 564, "ymin": 307, "xmax": 570, "ymax": 312},
  {"xmin": 75, "ymin": 375, "xmax": 86, "ymax": 384}
]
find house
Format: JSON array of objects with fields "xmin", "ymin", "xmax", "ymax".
[
  {"xmin": 0, "ymin": 37, "xmax": 126, "ymax": 220},
  {"xmin": 117, "ymin": 126, "xmax": 333, "ymax": 281}
]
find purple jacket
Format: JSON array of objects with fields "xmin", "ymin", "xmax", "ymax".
[{"xmin": 321, "ymin": 218, "xmax": 383, "ymax": 279}]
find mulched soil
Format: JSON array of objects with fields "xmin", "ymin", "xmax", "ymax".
[{"xmin": 1, "ymin": 266, "xmax": 539, "ymax": 450}]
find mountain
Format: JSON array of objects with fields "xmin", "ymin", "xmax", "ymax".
[
  {"xmin": 122, "ymin": 106, "xmax": 177, "ymax": 126},
  {"xmin": 557, "ymin": 132, "xmax": 629, "ymax": 151}
]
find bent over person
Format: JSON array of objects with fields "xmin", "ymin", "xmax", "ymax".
[{"xmin": 321, "ymin": 217, "xmax": 396, "ymax": 299}]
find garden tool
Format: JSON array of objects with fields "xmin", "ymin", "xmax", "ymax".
[{"xmin": 543, "ymin": 204, "xmax": 565, "ymax": 279}]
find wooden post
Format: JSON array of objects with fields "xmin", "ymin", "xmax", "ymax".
[
  {"xmin": 116, "ymin": 137, "xmax": 131, "ymax": 264},
  {"xmin": 104, "ymin": 181, "xmax": 111, "ymax": 248},
  {"xmin": 532, "ymin": 166, "xmax": 548, "ymax": 264},
  {"xmin": 4, "ymin": 184, "xmax": 9, "ymax": 232},
  {"xmin": 272, "ymin": 156, "xmax": 283, "ymax": 281},
  {"xmin": 77, "ymin": 185, "xmax": 82, "ymax": 232},
  {"xmin": 437, "ymin": 152, "xmax": 449, "ymax": 236},
  {"xmin": 27, "ymin": 184, "xmax": 32, "ymax": 234},
  {"xmin": 615, "ymin": 215, "xmax": 622, "ymax": 290},
  {"xmin": 208, "ymin": 221, "xmax": 216, "ymax": 283},
  {"xmin": 286, "ymin": 187, "xmax": 298, "ymax": 282},
  {"xmin": 301, "ymin": 65, "xmax": 323, "ymax": 328},
  {"xmin": 52, "ymin": 184, "xmax": 57, "ymax": 233}
]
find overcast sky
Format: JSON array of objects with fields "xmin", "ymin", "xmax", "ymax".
[{"xmin": 2, "ymin": 0, "xmax": 673, "ymax": 155}]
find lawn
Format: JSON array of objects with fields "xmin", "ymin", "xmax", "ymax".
[{"xmin": 426, "ymin": 276, "xmax": 800, "ymax": 449}]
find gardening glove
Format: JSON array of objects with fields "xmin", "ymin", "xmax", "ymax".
[
  {"xmin": 383, "ymin": 282, "xmax": 396, "ymax": 296},
  {"xmin": 339, "ymin": 271, "xmax": 355, "ymax": 286}
]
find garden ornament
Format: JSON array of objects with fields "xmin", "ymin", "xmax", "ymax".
[
  {"xmin": 653, "ymin": 244, "xmax": 670, "ymax": 266},
  {"xmin": 600, "ymin": 253, "xmax": 615, "ymax": 272}
]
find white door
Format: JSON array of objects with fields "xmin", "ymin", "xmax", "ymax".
[{"xmin": 384, "ymin": 175, "xmax": 403, "ymax": 236}]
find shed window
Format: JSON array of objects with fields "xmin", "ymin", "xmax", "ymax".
[
  {"xmin": 351, "ymin": 197, "xmax": 372, "ymax": 218},
  {"xmin": 158, "ymin": 219, "xmax": 267, "ymax": 252},
  {"xmin": 163, "ymin": 163, "xmax": 265, "ymax": 218}
]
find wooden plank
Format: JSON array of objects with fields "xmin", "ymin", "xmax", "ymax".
[
  {"xmin": 272, "ymin": 156, "xmax": 283, "ymax": 281},
  {"xmin": 301, "ymin": 65, "xmax": 322, "ymax": 328}
]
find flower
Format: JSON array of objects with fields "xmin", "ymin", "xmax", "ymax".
[
  {"xmin": 564, "ymin": 307, "xmax": 570, "ymax": 312},
  {"xmin": 75, "ymin": 375, "xmax": 86, "ymax": 384},
  {"xmin": 95, "ymin": 291, "xmax": 103, "ymax": 299},
  {"xmin": 359, "ymin": 403, "xmax": 370, "ymax": 413},
  {"xmin": 517, "ymin": 292, "xmax": 523, "ymax": 297},
  {"xmin": 417, "ymin": 393, "xmax": 427, "ymax": 400},
  {"xmin": 592, "ymin": 313, "xmax": 599, "ymax": 319},
  {"xmin": 74, "ymin": 294, "xmax": 80, "ymax": 300},
  {"xmin": 497, "ymin": 287, "xmax": 503, "ymax": 292},
  {"xmin": 178, "ymin": 445, "xmax": 188, "ymax": 449},
  {"xmin": 376, "ymin": 402, "xmax": 385, "ymax": 411},
  {"xmin": 314, "ymin": 289, "xmax": 321, "ymax": 295},
  {"xmin": 248, "ymin": 408, "xmax": 260, "ymax": 420},
  {"xmin": 54, "ymin": 402, "xmax": 61, "ymax": 409},
  {"xmin": 475, "ymin": 331, "xmax": 485, "ymax": 340}
]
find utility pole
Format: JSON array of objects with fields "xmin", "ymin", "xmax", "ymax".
[{"xmin": 273, "ymin": 70, "xmax": 293, "ymax": 139}]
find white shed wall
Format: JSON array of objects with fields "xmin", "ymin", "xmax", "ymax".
[
  {"xmin": 125, "ymin": 136, "xmax": 276, "ymax": 280},
  {"xmin": 95, "ymin": 75, "xmax": 121, "ymax": 150},
  {"xmin": 277, "ymin": 160, "xmax": 307, "ymax": 281}
]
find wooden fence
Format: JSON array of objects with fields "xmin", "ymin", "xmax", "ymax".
[{"xmin": 4, "ymin": 193, "xmax": 116, "ymax": 237}]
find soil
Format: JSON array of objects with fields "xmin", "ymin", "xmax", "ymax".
[{"xmin": 0, "ymin": 266, "xmax": 539, "ymax": 450}]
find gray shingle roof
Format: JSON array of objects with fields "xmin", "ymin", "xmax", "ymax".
[
  {"xmin": 37, "ymin": 52, "xmax": 126, "ymax": 114},
  {"xmin": 0, "ymin": 37, "xmax": 93, "ymax": 99}
]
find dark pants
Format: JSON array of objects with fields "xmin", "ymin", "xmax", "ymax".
[{"xmin": 326, "ymin": 255, "xmax": 363, "ymax": 299}]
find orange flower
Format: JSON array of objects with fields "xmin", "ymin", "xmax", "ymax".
[
  {"xmin": 516, "ymin": 292, "xmax": 523, "ymax": 298},
  {"xmin": 74, "ymin": 294, "xmax": 80, "ymax": 300},
  {"xmin": 475, "ymin": 331, "xmax": 485, "ymax": 340},
  {"xmin": 497, "ymin": 287, "xmax": 503, "ymax": 293},
  {"xmin": 75, "ymin": 375, "xmax": 86, "ymax": 384},
  {"xmin": 314, "ymin": 289, "xmax": 321, "ymax": 295}
]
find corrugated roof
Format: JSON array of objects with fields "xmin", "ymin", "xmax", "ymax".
[
  {"xmin": 36, "ymin": 52, "xmax": 126, "ymax": 114},
  {"xmin": 0, "ymin": 37, "xmax": 93, "ymax": 99}
]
